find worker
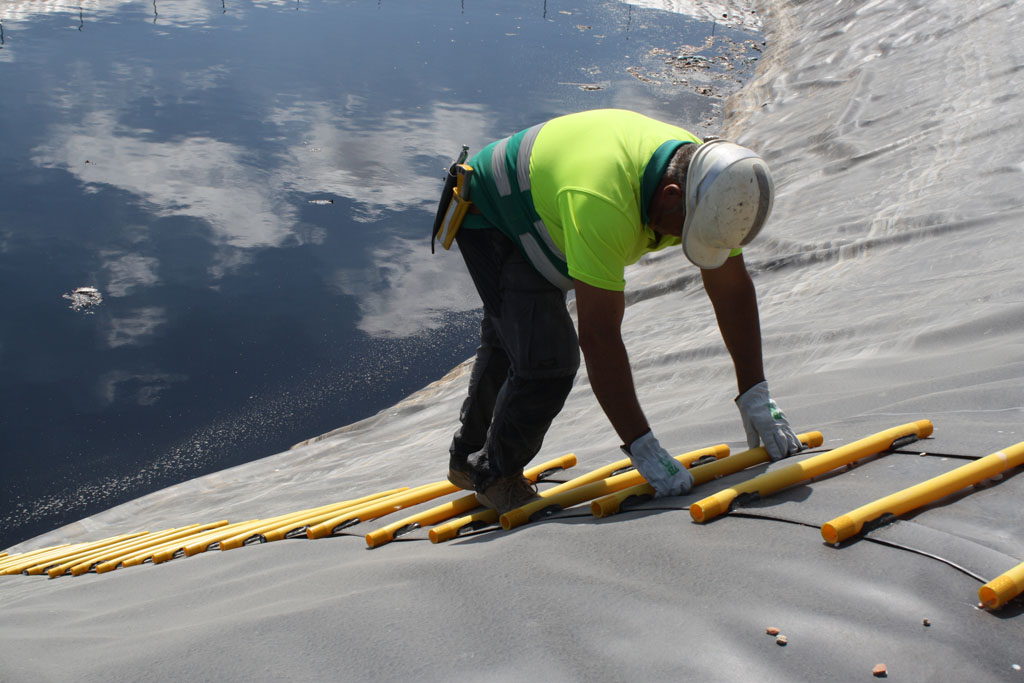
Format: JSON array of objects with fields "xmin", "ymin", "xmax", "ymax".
[{"xmin": 432, "ymin": 109, "xmax": 801, "ymax": 514}]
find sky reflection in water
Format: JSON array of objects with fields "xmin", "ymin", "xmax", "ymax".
[{"xmin": 0, "ymin": 0, "xmax": 756, "ymax": 547}]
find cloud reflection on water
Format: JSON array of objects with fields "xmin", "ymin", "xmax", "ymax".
[
  {"xmin": 334, "ymin": 237, "xmax": 478, "ymax": 338},
  {"xmin": 102, "ymin": 251, "xmax": 160, "ymax": 297},
  {"xmin": 104, "ymin": 306, "xmax": 168, "ymax": 348},
  {"xmin": 34, "ymin": 97, "xmax": 495, "ymax": 336},
  {"xmin": 32, "ymin": 111, "xmax": 297, "ymax": 251},
  {"xmin": 99, "ymin": 368, "xmax": 187, "ymax": 406},
  {"xmin": 272, "ymin": 100, "xmax": 493, "ymax": 221}
]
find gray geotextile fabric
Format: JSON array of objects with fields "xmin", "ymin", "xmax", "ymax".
[{"xmin": 3, "ymin": 0, "xmax": 1023, "ymax": 680}]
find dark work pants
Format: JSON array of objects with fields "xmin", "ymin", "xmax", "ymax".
[{"xmin": 451, "ymin": 226, "xmax": 580, "ymax": 487}]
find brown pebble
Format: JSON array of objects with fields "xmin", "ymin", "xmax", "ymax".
[
  {"xmin": 922, "ymin": 618, "xmax": 931, "ymax": 627},
  {"xmin": 776, "ymin": 635, "xmax": 788, "ymax": 646},
  {"xmin": 873, "ymin": 663, "xmax": 888, "ymax": 677},
  {"xmin": 766, "ymin": 627, "xmax": 780, "ymax": 635}
]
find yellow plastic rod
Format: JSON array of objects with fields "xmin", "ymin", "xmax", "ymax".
[
  {"xmin": 592, "ymin": 431, "xmax": 825, "ymax": 518},
  {"xmin": 218, "ymin": 488, "xmax": 408, "ymax": 550},
  {"xmin": 499, "ymin": 444, "xmax": 733, "ymax": 532},
  {"xmin": 365, "ymin": 454, "xmax": 577, "ymax": 548},
  {"xmin": 11, "ymin": 533, "xmax": 149, "ymax": 576},
  {"xmin": 64, "ymin": 524, "xmax": 213, "ymax": 577},
  {"xmin": 500, "ymin": 443, "xmax": 729, "ymax": 531},
  {"xmin": 1, "ymin": 538, "xmax": 134, "ymax": 576},
  {"xmin": 305, "ymin": 483, "xmax": 458, "ymax": 540},
  {"xmin": 139, "ymin": 519, "xmax": 261, "ymax": 565},
  {"xmin": 92, "ymin": 521, "xmax": 231, "ymax": 574},
  {"xmin": 498, "ymin": 444, "xmax": 729, "ymax": 532},
  {"xmin": 45, "ymin": 530, "xmax": 176, "ymax": 578},
  {"xmin": 250, "ymin": 487, "xmax": 427, "ymax": 545},
  {"xmin": 430, "ymin": 445, "xmax": 725, "ymax": 542},
  {"xmin": 0, "ymin": 544, "xmax": 72, "ymax": 573},
  {"xmin": 429, "ymin": 509, "xmax": 498, "ymax": 543},
  {"xmin": 979, "ymin": 560, "xmax": 1024, "ymax": 610},
  {"xmin": 822, "ymin": 440, "xmax": 1024, "ymax": 544},
  {"xmin": 691, "ymin": 420, "xmax": 933, "ymax": 523}
]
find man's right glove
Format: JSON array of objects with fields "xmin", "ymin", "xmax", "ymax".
[
  {"xmin": 623, "ymin": 431, "xmax": 694, "ymax": 497},
  {"xmin": 735, "ymin": 380, "xmax": 802, "ymax": 461}
]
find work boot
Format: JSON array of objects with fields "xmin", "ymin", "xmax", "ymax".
[
  {"xmin": 447, "ymin": 454, "xmax": 475, "ymax": 491},
  {"xmin": 475, "ymin": 474, "xmax": 540, "ymax": 516},
  {"xmin": 449, "ymin": 449, "xmax": 496, "ymax": 491},
  {"xmin": 447, "ymin": 436, "xmax": 486, "ymax": 491}
]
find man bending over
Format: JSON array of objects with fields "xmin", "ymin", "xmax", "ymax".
[{"xmin": 437, "ymin": 108, "xmax": 801, "ymax": 514}]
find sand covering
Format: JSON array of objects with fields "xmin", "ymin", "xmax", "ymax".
[{"xmin": 2, "ymin": 0, "xmax": 1023, "ymax": 679}]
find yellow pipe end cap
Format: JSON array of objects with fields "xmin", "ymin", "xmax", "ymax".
[
  {"xmin": 365, "ymin": 531, "xmax": 388, "ymax": 549},
  {"xmin": 979, "ymin": 575, "xmax": 1020, "ymax": 610},
  {"xmin": 590, "ymin": 499, "xmax": 617, "ymax": 518},
  {"xmin": 428, "ymin": 527, "xmax": 451, "ymax": 544},
  {"xmin": 915, "ymin": 419, "xmax": 934, "ymax": 439},
  {"xmin": 805, "ymin": 431, "xmax": 825, "ymax": 448},
  {"xmin": 821, "ymin": 515, "xmax": 858, "ymax": 545},
  {"xmin": 690, "ymin": 496, "xmax": 726, "ymax": 523},
  {"xmin": 500, "ymin": 508, "xmax": 528, "ymax": 530}
]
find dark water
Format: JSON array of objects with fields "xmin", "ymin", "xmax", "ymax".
[{"xmin": 0, "ymin": 0, "xmax": 760, "ymax": 549}]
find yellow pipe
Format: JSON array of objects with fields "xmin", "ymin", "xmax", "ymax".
[
  {"xmin": 0, "ymin": 544, "xmax": 72, "ymax": 573},
  {"xmin": 10, "ymin": 534, "xmax": 148, "ymax": 576},
  {"xmin": 491, "ymin": 457, "xmax": 639, "ymax": 532},
  {"xmin": 822, "ymin": 440, "xmax": 1024, "ymax": 544},
  {"xmin": 690, "ymin": 420, "xmax": 933, "ymax": 523},
  {"xmin": 429, "ymin": 508, "xmax": 499, "ymax": 544},
  {"xmin": 252, "ymin": 486, "xmax": 430, "ymax": 544},
  {"xmin": 591, "ymin": 431, "xmax": 825, "ymax": 518},
  {"xmin": 141, "ymin": 519, "xmax": 261, "ymax": 564},
  {"xmin": 93, "ymin": 521, "xmax": 230, "ymax": 574},
  {"xmin": 979, "ymin": 560, "xmax": 1024, "ymax": 610},
  {"xmin": 498, "ymin": 444, "xmax": 729, "ymax": 532},
  {"xmin": 305, "ymin": 483, "xmax": 454, "ymax": 539},
  {"xmin": 44, "ymin": 531, "xmax": 170, "ymax": 578},
  {"xmin": 218, "ymin": 488, "xmax": 408, "ymax": 549},
  {"xmin": 430, "ymin": 446, "xmax": 724, "ymax": 543},
  {"xmin": 366, "ymin": 454, "xmax": 577, "ymax": 549},
  {"xmin": 65, "ymin": 525, "xmax": 211, "ymax": 577},
  {"xmin": 1, "ymin": 539, "xmax": 128, "ymax": 575}
]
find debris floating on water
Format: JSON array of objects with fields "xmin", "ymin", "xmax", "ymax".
[
  {"xmin": 922, "ymin": 618, "xmax": 931, "ymax": 627},
  {"xmin": 307, "ymin": 199, "xmax": 334, "ymax": 205},
  {"xmin": 62, "ymin": 286, "xmax": 103, "ymax": 314},
  {"xmin": 775, "ymin": 634, "xmax": 787, "ymax": 646},
  {"xmin": 766, "ymin": 626, "xmax": 780, "ymax": 635},
  {"xmin": 872, "ymin": 663, "xmax": 888, "ymax": 677}
]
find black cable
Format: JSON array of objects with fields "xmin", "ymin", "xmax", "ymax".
[{"xmin": 721, "ymin": 510, "xmax": 989, "ymax": 583}]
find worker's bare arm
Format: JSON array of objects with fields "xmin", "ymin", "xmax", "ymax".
[
  {"xmin": 700, "ymin": 253, "xmax": 766, "ymax": 395},
  {"xmin": 573, "ymin": 279, "xmax": 649, "ymax": 445}
]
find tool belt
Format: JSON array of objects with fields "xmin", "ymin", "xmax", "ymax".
[{"xmin": 431, "ymin": 146, "xmax": 473, "ymax": 253}]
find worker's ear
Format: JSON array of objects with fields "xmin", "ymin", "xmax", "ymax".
[{"xmin": 659, "ymin": 182, "xmax": 684, "ymax": 203}]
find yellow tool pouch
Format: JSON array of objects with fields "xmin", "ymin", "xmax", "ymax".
[
  {"xmin": 433, "ymin": 164, "xmax": 473, "ymax": 251},
  {"xmin": 431, "ymin": 146, "xmax": 473, "ymax": 253}
]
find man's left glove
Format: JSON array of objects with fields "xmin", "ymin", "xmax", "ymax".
[{"xmin": 735, "ymin": 381, "xmax": 802, "ymax": 461}]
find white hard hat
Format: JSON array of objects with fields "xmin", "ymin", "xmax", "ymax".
[{"xmin": 682, "ymin": 139, "xmax": 774, "ymax": 269}]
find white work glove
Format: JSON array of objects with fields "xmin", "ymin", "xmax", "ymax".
[
  {"xmin": 623, "ymin": 431, "xmax": 694, "ymax": 497},
  {"xmin": 735, "ymin": 381, "xmax": 802, "ymax": 461}
]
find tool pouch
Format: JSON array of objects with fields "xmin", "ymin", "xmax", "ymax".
[{"xmin": 431, "ymin": 161, "xmax": 473, "ymax": 253}]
